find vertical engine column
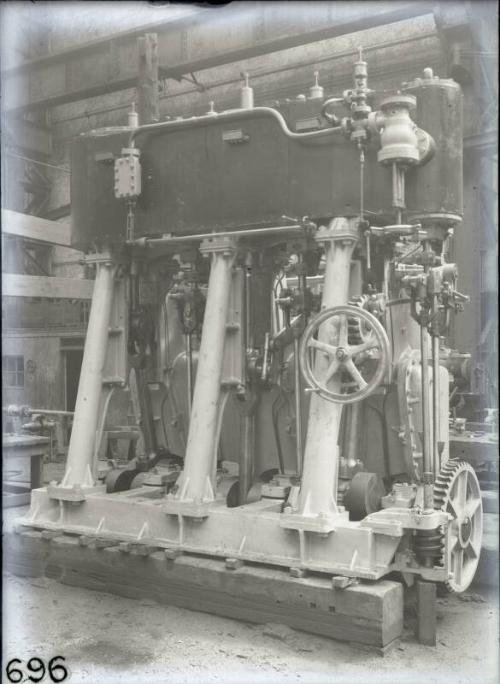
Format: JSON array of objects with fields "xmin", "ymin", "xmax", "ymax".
[
  {"xmin": 281, "ymin": 218, "xmax": 358, "ymax": 533},
  {"xmin": 164, "ymin": 236, "xmax": 237, "ymax": 517},
  {"xmin": 48, "ymin": 256, "xmax": 117, "ymax": 501}
]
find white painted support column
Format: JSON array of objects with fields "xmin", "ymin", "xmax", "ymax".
[
  {"xmin": 282, "ymin": 218, "xmax": 358, "ymax": 533},
  {"xmin": 165, "ymin": 237, "xmax": 236, "ymax": 515},
  {"xmin": 50, "ymin": 257, "xmax": 116, "ymax": 499}
]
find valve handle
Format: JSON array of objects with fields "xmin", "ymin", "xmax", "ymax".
[{"xmin": 299, "ymin": 304, "xmax": 391, "ymax": 404}]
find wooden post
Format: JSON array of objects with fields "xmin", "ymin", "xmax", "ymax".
[
  {"xmin": 416, "ymin": 580, "xmax": 437, "ymax": 646},
  {"xmin": 137, "ymin": 33, "xmax": 159, "ymax": 125}
]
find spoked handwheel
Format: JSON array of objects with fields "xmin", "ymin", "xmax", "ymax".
[
  {"xmin": 434, "ymin": 460, "xmax": 483, "ymax": 593},
  {"xmin": 299, "ymin": 305, "xmax": 391, "ymax": 404}
]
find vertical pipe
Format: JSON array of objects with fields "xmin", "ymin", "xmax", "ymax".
[
  {"xmin": 185, "ymin": 333, "xmax": 193, "ymax": 419},
  {"xmin": 174, "ymin": 243, "xmax": 236, "ymax": 503},
  {"xmin": 432, "ymin": 331, "xmax": 441, "ymax": 478},
  {"xmin": 344, "ymin": 403, "xmax": 361, "ymax": 466},
  {"xmin": 239, "ymin": 412, "xmax": 254, "ymax": 504},
  {"xmin": 420, "ymin": 324, "xmax": 434, "ymax": 508},
  {"xmin": 62, "ymin": 260, "xmax": 116, "ymax": 488},
  {"xmin": 134, "ymin": 366, "xmax": 157, "ymax": 457},
  {"xmin": 293, "ymin": 336, "xmax": 303, "ymax": 476},
  {"xmin": 296, "ymin": 219, "xmax": 358, "ymax": 518}
]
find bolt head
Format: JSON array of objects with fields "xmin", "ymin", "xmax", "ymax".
[{"xmin": 336, "ymin": 348, "xmax": 347, "ymax": 361}]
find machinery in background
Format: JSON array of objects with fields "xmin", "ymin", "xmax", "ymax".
[
  {"xmin": 3, "ymin": 404, "xmax": 74, "ymax": 461},
  {"xmin": 17, "ymin": 53, "xmax": 483, "ymax": 606}
]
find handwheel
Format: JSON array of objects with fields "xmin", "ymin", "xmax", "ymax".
[{"xmin": 299, "ymin": 305, "xmax": 391, "ymax": 404}]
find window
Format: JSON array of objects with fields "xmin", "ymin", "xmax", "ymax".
[
  {"xmin": 2, "ymin": 355, "xmax": 24, "ymax": 387},
  {"xmin": 80, "ymin": 300, "xmax": 90, "ymax": 326}
]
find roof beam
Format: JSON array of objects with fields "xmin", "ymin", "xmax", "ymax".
[
  {"xmin": 3, "ymin": 117, "xmax": 52, "ymax": 156},
  {"xmin": 2, "ymin": 2, "xmax": 435, "ymax": 113},
  {"xmin": 2, "ymin": 209, "xmax": 71, "ymax": 247}
]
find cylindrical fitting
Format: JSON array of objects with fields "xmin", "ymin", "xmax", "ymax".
[
  {"xmin": 377, "ymin": 94, "xmax": 420, "ymax": 165},
  {"xmin": 403, "ymin": 70, "xmax": 463, "ymax": 225},
  {"xmin": 240, "ymin": 73, "xmax": 254, "ymax": 109},
  {"xmin": 128, "ymin": 103, "xmax": 139, "ymax": 129},
  {"xmin": 309, "ymin": 70, "xmax": 324, "ymax": 99}
]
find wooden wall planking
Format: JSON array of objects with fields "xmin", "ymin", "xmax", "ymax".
[{"xmin": 2, "ymin": 274, "xmax": 94, "ymax": 299}]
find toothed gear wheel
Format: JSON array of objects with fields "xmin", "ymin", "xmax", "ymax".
[
  {"xmin": 347, "ymin": 295, "xmax": 370, "ymax": 345},
  {"xmin": 348, "ymin": 295, "xmax": 384, "ymax": 345},
  {"xmin": 434, "ymin": 459, "xmax": 483, "ymax": 593}
]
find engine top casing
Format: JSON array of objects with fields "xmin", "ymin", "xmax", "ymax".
[{"xmin": 70, "ymin": 86, "xmax": 463, "ymax": 251}]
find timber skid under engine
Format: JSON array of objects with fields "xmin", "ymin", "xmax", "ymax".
[{"xmin": 12, "ymin": 53, "xmax": 483, "ymax": 648}]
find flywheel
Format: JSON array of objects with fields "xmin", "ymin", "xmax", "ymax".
[{"xmin": 434, "ymin": 460, "xmax": 483, "ymax": 593}]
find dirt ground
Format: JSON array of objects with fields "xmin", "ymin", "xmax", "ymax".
[
  {"xmin": 3, "ymin": 482, "xmax": 499, "ymax": 684},
  {"xmin": 3, "ymin": 563, "xmax": 498, "ymax": 684}
]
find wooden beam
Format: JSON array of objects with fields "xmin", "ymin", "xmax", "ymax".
[
  {"xmin": 137, "ymin": 33, "xmax": 159, "ymax": 125},
  {"xmin": 3, "ymin": 117, "xmax": 52, "ymax": 157},
  {"xmin": 5, "ymin": 530, "xmax": 404, "ymax": 650},
  {"xmin": 2, "ymin": 2, "xmax": 436, "ymax": 113},
  {"xmin": 2, "ymin": 209, "xmax": 71, "ymax": 247},
  {"xmin": 2, "ymin": 274, "xmax": 94, "ymax": 299}
]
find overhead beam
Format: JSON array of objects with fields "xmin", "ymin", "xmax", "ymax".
[
  {"xmin": 2, "ymin": 274, "xmax": 93, "ymax": 299},
  {"xmin": 2, "ymin": 117, "xmax": 52, "ymax": 157},
  {"xmin": 2, "ymin": 2, "xmax": 436, "ymax": 113},
  {"xmin": 464, "ymin": 129, "xmax": 498, "ymax": 154},
  {"xmin": 2, "ymin": 209, "xmax": 71, "ymax": 247}
]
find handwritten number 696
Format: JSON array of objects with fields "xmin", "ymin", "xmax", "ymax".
[{"xmin": 6, "ymin": 656, "xmax": 69, "ymax": 683}]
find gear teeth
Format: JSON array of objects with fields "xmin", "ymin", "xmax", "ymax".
[
  {"xmin": 347, "ymin": 295, "xmax": 370, "ymax": 345},
  {"xmin": 432, "ymin": 460, "xmax": 482, "ymax": 593}
]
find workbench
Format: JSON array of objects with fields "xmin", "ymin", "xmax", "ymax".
[{"xmin": 2, "ymin": 435, "xmax": 49, "ymax": 508}]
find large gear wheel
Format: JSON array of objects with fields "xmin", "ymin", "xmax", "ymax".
[
  {"xmin": 347, "ymin": 295, "xmax": 371, "ymax": 345},
  {"xmin": 434, "ymin": 460, "xmax": 483, "ymax": 593},
  {"xmin": 348, "ymin": 294, "xmax": 386, "ymax": 346}
]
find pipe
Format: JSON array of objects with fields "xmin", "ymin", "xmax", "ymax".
[
  {"xmin": 172, "ymin": 243, "xmax": 236, "ymax": 504},
  {"xmin": 296, "ymin": 218, "xmax": 358, "ymax": 518},
  {"xmin": 61, "ymin": 260, "xmax": 116, "ymax": 488},
  {"xmin": 431, "ymin": 328, "xmax": 441, "ymax": 478},
  {"xmin": 293, "ymin": 336, "xmax": 303, "ymax": 476},
  {"xmin": 3, "ymin": 406, "xmax": 74, "ymax": 417},
  {"xmin": 293, "ymin": 260, "xmax": 307, "ymax": 476},
  {"xmin": 239, "ymin": 412, "xmax": 255, "ymax": 505},
  {"xmin": 185, "ymin": 333, "xmax": 193, "ymax": 419},
  {"xmin": 129, "ymin": 106, "xmax": 341, "ymax": 147},
  {"xmin": 133, "ymin": 365, "xmax": 158, "ymax": 458},
  {"xmin": 344, "ymin": 403, "xmax": 362, "ymax": 466},
  {"xmin": 420, "ymin": 323, "xmax": 433, "ymax": 508},
  {"xmin": 128, "ymin": 223, "xmax": 304, "ymax": 248}
]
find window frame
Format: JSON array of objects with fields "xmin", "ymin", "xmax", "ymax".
[{"xmin": 2, "ymin": 354, "xmax": 25, "ymax": 388}]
